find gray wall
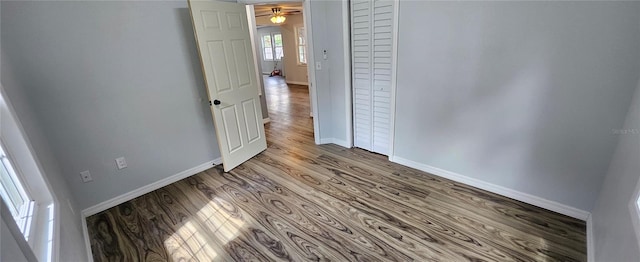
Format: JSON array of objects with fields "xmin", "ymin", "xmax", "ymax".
[
  {"xmin": 309, "ymin": 0, "xmax": 348, "ymax": 143},
  {"xmin": 591, "ymin": 78, "xmax": 640, "ymax": 261},
  {"xmin": 395, "ymin": 1, "xmax": 640, "ymax": 211},
  {"xmin": 1, "ymin": 0, "xmax": 221, "ymax": 210}
]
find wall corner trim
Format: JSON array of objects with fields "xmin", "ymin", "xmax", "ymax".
[
  {"xmin": 263, "ymin": 117, "xmax": 271, "ymax": 124},
  {"xmin": 81, "ymin": 158, "xmax": 222, "ymax": 217},
  {"xmin": 390, "ymin": 155, "xmax": 591, "ymax": 221}
]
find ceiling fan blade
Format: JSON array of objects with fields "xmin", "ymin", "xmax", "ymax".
[{"xmin": 255, "ymin": 10, "xmax": 301, "ymax": 18}]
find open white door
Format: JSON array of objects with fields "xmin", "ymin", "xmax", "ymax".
[{"xmin": 188, "ymin": 0, "xmax": 267, "ymax": 172}]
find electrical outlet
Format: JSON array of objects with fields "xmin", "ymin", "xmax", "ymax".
[
  {"xmin": 115, "ymin": 157, "xmax": 127, "ymax": 170},
  {"xmin": 80, "ymin": 170, "xmax": 93, "ymax": 183}
]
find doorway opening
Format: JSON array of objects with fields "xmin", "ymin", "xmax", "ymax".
[{"xmin": 246, "ymin": 2, "xmax": 314, "ymax": 136}]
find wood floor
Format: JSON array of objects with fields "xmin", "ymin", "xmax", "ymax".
[{"xmin": 86, "ymin": 76, "xmax": 586, "ymax": 261}]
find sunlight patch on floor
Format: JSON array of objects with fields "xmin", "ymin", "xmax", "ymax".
[{"xmin": 164, "ymin": 197, "xmax": 246, "ymax": 261}]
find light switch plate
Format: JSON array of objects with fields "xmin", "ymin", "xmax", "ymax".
[
  {"xmin": 315, "ymin": 61, "xmax": 322, "ymax": 70},
  {"xmin": 115, "ymin": 157, "xmax": 127, "ymax": 170}
]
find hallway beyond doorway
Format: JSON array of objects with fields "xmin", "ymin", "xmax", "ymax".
[{"xmin": 263, "ymin": 75, "xmax": 312, "ymax": 132}]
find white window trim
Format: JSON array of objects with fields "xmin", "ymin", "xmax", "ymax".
[
  {"xmin": 261, "ymin": 32, "xmax": 283, "ymax": 62},
  {"xmin": 1, "ymin": 85, "xmax": 58, "ymax": 262},
  {"xmin": 0, "ymin": 140, "xmax": 35, "ymax": 239},
  {"xmin": 295, "ymin": 26, "xmax": 307, "ymax": 66}
]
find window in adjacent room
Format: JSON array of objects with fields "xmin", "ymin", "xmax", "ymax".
[
  {"xmin": 0, "ymin": 142, "xmax": 35, "ymax": 240},
  {"xmin": 262, "ymin": 32, "xmax": 284, "ymax": 61},
  {"xmin": 296, "ymin": 27, "xmax": 307, "ymax": 65}
]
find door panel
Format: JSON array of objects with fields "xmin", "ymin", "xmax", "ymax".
[
  {"xmin": 201, "ymin": 11, "xmax": 221, "ymax": 29},
  {"xmin": 230, "ymin": 40, "xmax": 252, "ymax": 88},
  {"xmin": 241, "ymin": 99, "xmax": 261, "ymax": 143},
  {"xmin": 189, "ymin": 0, "xmax": 267, "ymax": 171},
  {"xmin": 207, "ymin": 41, "xmax": 233, "ymax": 93},
  {"xmin": 220, "ymin": 105, "xmax": 243, "ymax": 153}
]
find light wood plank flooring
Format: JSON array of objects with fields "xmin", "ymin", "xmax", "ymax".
[{"xmin": 86, "ymin": 76, "xmax": 586, "ymax": 261}]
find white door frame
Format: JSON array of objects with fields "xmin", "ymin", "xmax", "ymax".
[
  {"xmin": 301, "ymin": 0, "xmax": 321, "ymax": 144},
  {"xmin": 388, "ymin": 0, "xmax": 400, "ymax": 160},
  {"xmin": 245, "ymin": 5, "xmax": 263, "ymax": 97},
  {"xmin": 342, "ymin": 0, "xmax": 353, "ymax": 148}
]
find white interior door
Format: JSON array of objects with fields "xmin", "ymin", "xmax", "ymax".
[{"xmin": 188, "ymin": 0, "xmax": 267, "ymax": 172}]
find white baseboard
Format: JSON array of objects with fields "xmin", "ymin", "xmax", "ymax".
[
  {"xmin": 587, "ymin": 214, "xmax": 595, "ymax": 262},
  {"xmin": 286, "ymin": 80, "xmax": 309, "ymax": 86},
  {"xmin": 319, "ymin": 138, "xmax": 351, "ymax": 148},
  {"xmin": 390, "ymin": 156, "xmax": 590, "ymax": 221},
  {"xmin": 81, "ymin": 158, "xmax": 222, "ymax": 217},
  {"xmin": 263, "ymin": 117, "xmax": 271, "ymax": 124}
]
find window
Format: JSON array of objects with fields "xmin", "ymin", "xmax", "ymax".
[
  {"xmin": 45, "ymin": 203, "xmax": 54, "ymax": 262},
  {"xmin": 0, "ymin": 143, "xmax": 34, "ymax": 240},
  {"xmin": 262, "ymin": 33, "xmax": 284, "ymax": 61},
  {"xmin": 1, "ymin": 87, "xmax": 55, "ymax": 262},
  {"xmin": 296, "ymin": 27, "xmax": 307, "ymax": 65}
]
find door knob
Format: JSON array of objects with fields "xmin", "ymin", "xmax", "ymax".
[{"xmin": 213, "ymin": 100, "xmax": 221, "ymax": 105}]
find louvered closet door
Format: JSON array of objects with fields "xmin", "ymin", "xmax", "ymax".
[{"xmin": 352, "ymin": 0, "xmax": 395, "ymax": 155}]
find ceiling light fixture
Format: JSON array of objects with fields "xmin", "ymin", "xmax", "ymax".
[{"xmin": 270, "ymin": 8, "xmax": 286, "ymax": 24}]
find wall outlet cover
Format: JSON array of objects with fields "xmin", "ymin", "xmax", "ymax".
[
  {"xmin": 80, "ymin": 170, "xmax": 93, "ymax": 183},
  {"xmin": 115, "ymin": 157, "xmax": 127, "ymax": 170}
]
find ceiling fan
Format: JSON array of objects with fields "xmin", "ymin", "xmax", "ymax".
[{"xmin": 254, "ymin": 6, "xmax": 302, "ymax": 18}]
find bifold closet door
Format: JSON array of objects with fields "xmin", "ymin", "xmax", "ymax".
[{"xmin": 352, "ymin": 0, "xmax": 395, "ymax": 155}]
